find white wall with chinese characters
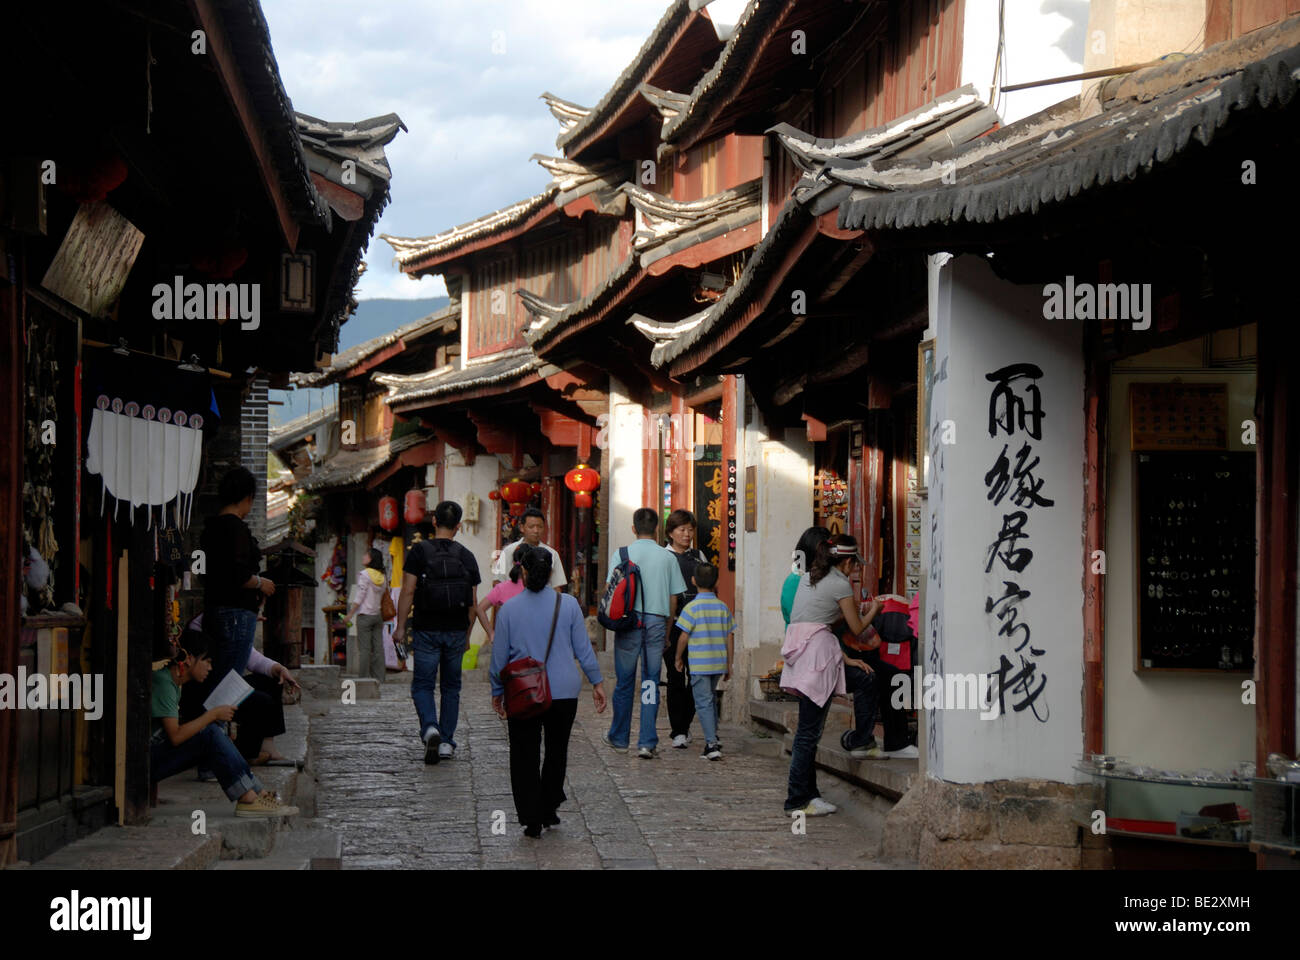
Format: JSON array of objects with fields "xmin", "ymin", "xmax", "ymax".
[{"xmin": 928, "ymin": 254, "xmax": 1085, "ymax": 783}]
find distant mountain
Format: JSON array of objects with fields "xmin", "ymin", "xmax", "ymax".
[
  {"xmin": 269, "ymin": 297, "xmax": 450, "ymax": 427},
  {"xmin": 336, "ymin": 297, "xmax": 450, "ymax": 351}
]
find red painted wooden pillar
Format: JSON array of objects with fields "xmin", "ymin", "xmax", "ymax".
[
  {"xmin": 0, "ymin": 246, "xmax": 23, "ymax": 865},
  {"xmin": 718, "ymin": 376, "xmax": 738, "ymax": 612},
  {"xmin": 1255, "ymin": 320, "xmax": 1298, "ymax": 785},
  {"xmin": 671, "ymin": 392, "xmax": 688, "ymax": 511},
  {"xmin": 1082, "ymin": 345, "xmax": 1107, "ymax": 757}
]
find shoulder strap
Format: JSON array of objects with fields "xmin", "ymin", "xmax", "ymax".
[
  {"xmin": 619, "ymin": 546, "xmax": 629, "ymax": 566},
  {"xmin": 544, "ymin": 593, "xmax": 562, "ymax": 663}
]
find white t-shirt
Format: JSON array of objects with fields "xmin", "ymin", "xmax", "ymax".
[{"xmin": 491, "ymin": 540, "xmax": 567, "ymax": 588}]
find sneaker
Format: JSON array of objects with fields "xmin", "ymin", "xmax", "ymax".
[
  {"xmin": 789, "ymin": 801, "xmax": 832, "ymax": 818},
  {"xmin": 235, "ymin": 791, "xmax": 300, "ymax": 818},
  {"xmin": 423, "ymin": 726, "xmax": 442, "ymax": 764},
  {"xmin": 637, "ymin": 746, "xmax": 657, "ymax": 759},
  {"xmin": 702, "ymin": 742, "xmax": 722, "ymax": 761},
  {"xmin": 671, "ymin": 734, "xmax": 689, "ymax": 749},
  {"xmin": 601, "ymin": 732, "xmax": 628, "ymax": 753},
  {"xmin": 841, "ymin": 731, "xmax": 883, "ymax": 758},
  {"xmin": 438, "ymin": 742, "xmax": 454, "ymax": 760},
  {"xmin": 809, "ymin": 797, "xmax": 838, "ymax": 815},
  {"xmin": 883, "ymin": 744, "xmax": 919, "ymax": 759}
]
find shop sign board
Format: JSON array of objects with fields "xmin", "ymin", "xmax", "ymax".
[{"xmin": 41, "ymin": 201, "xmax": 144, "ymax": 317}]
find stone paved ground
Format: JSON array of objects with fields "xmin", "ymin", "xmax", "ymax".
[{"xmin": 311, "ymin": 671, "xmax": 893, "ymax": 870}]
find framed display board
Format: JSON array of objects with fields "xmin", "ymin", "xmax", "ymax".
[
  {"xmin": 1129, "ymin": 382, "xmax": 1228, "ymax": 451},
  {"xmin": 1134, "ymin": 451, "xmax": 1254, "ymax": 672}
]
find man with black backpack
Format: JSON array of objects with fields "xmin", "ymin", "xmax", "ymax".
[{"xmin": 393, "ymin": 501, "xmax": 481, "ymax": 764}]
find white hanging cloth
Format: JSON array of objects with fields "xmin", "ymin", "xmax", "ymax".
[{"xmin": 86, "ymin": 398, "xmax": 205, "ymax": 528}]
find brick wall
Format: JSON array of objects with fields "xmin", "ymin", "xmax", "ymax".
[{"xmin": 240, "ymin": 376, "xmax": 269, "ymax": 542}]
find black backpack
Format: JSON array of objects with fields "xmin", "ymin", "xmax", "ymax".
[{"xmin": 414, "ymin": 538, "xmax": 473, "ymax": 614}]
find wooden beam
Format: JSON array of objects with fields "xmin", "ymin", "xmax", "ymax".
[
  {"xmin": 364, "ymin": 439, "xmax": 443, "ymax": 491},
  {"xmin": 671, "ymin": 392, "xmax": 689, "ymax": 510},
  {"xmin": 645, "ymin": 221, "xmax": 761, "ymax": 277},
  {"xmin": 188, "ymin": 0, "xmax": 301, "ymax": 250},
  {"xmin": 1083, "ymin": 340, "xmax": 1107, "ymax": 757},
  {"xmin": 311, "ymin": 172, "xmax": 365, "ymax": 221},
  {"xmin": 816, "ymin": 237, "xmax": 875, "ymax": 303},
  {"xmin": 816, "ymin": 209, "xmax": 864, "ymax": 241},
  {"xmin": 344, "ymin": 341, "xmax": 406, "ymax": 380}
]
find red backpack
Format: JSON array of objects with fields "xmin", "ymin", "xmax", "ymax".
[{"xmin": 597, "ymin": 546, "xmax": 642, "ymax": 631}]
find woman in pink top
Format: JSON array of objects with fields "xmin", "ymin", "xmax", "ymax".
[
  {"xmin": 781, "ymin": 534, "xmax": 881, "ymax": 818},
  {"xmin": 474, "ymin": 544, "xmax": 535, "ymax": 646},
  {"xmin": 346, "ymin": 549, "xmax": 389, "ymax": 684}
]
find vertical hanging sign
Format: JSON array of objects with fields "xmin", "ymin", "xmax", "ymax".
[{"xmin": 725, "ymin": 460, "xmax": 737, "ymax": 571}]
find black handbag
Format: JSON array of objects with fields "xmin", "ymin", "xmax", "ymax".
[{"xmin": 501, "ymin": 593, "xmax": 562, "ymax": 719}]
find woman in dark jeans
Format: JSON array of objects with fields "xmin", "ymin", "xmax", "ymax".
[
  {"xmin": 490, "ymin": 549, "xmax": 606, "ymax": 838},
  {"xmin": 780, "ymin": 534, "xmax": 881, "ymax": 818},
  {"xmin": 663, "ymin": 509, "xmax": 707, "ymax": 748},
  {"xmin": 198, "ymin": 467, "xmax": 275, "ymax": 705}
]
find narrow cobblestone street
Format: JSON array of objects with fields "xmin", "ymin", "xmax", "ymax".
[{"xmin": 310, "ymin": 672, "xmax": 891, "ymax": 869}]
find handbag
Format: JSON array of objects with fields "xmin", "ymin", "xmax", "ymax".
[
  {"xmin": 501, "ymin": 593, "xmax": 562, "ymax": 719},
  {"xmin": 379, "ymin": 583, "xmax": 397, "ymax": 622}
]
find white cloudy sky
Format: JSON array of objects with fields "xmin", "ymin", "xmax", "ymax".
[{"xmin": 262, "ymin": 0, "xmax": 671, "ymax": 300}]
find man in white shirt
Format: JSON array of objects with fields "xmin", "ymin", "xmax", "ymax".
[{"xmin": 491, "ymin": 507, "xmax": 566, "ymax": 593}]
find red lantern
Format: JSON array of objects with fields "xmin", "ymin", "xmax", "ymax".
[
  {"xmin": 574, "ymin": 492, "xmax": 593, "ymax": 509},
  {"xmin": 530, "ymin": 482, "xmax": 542, "ymax": 495},
  {"xmin": 488, "ymin": 489, "xmax": 501, "ymax": 501},
  {"xmin": 564, "ymin": 464, "xmax": 600, "ymax": 493},
  {"xmin": 499, "ymin": 478, "xmax": 531, "ymax": 508},
  {"xmin": 404, "ymin": 488, "xmax": 427, "ymax": 525},
  {"xmin": 378, "ymin": 496, "xmax": 399, "ymax": 532},
  {"xmin": 509, "ymin": 502, "xmax": 527, "ymax": 517}
]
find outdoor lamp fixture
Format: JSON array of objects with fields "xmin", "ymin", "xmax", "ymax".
[
  {"xmin": 404, "ymin": 487, "xmax": 427, "ymax": 525},
  {"xmin": 499, "ymin": 478, "xmax": 532, "ymax": 517},
  {"xmin": 378, "ymin": 495, "xmax": 399, "ymax": 532},
  {"xmin": 565, "ymin": 464, "xmax": 601, "ymax": 509}
]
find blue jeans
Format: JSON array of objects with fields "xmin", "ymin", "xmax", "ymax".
[
  {"xmin": 151, "ymin": 725, "xmax": 263, "ymax": 801},
  {"xmin": 785, "ymin": 693, "xmax": 833, "ymax": 811},
  {"xmin": 411, "ymin": 630, "xmax": 466, "ymax": 746},
  {"xmin": 608, "ymin": 614, "xmax": 666, "ymax": 750},
  {"xmin": 690, "ymin": 673, "xmax": 721, "ymax": 744},
  {"xmin": 210, "ymin": 607, "xmax": 257, "ymax": 689}
]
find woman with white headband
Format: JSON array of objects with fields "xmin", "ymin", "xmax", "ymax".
[{"xmin": 780, "ymin": 533, "xmax": 883, "ymax": 819}]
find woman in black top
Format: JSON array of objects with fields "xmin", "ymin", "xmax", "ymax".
[
  {"xmin": 199, "ymin": 467, "xmax": 275, "ymax": 699},
  {"xmin": 663, "ymin": 509, "xmax": 707, "ymax": 748}
]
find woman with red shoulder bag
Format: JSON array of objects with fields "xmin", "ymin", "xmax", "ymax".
[{"xmin": 490, "ymin": 548, "xmax": 606, "ymax": 838}]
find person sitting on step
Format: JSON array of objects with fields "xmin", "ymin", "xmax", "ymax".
[{"xmin": 151, "ymin": 628, "xmax": 298, "ymax": 818}]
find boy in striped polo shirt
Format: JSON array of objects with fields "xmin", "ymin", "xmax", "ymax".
[{"xmin": 672, "ymin": 564, "xmax": 734, "ymax": 761}]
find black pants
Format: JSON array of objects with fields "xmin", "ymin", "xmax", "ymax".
[
  {"xmin": 506, "ymin": 697, "xmax": 578, "ymax": 827},
  {"xmin": 180, "ymin": 671, "xmax": 286, "ymax": 760},
  {"xmin": 863, "ymin": 652, "xmax": 911, "ymax": 752},
  {"xmin": 843, "ymin": 664, "xmax": 877, "ymax": 747},
  {"xmin": 664, "ymin": 628, "xmax": 695, "ymax": 738},
  {"xmin": 785, "ymin": 693, "xmax": 832, "ymax": 811}
]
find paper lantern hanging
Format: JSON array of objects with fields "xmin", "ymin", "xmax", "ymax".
[
  {"xmin": 499, "ymin": 478, "xmax": 531, "ymax": 508},
  {"xmin": 530, "ymin": 482, "xmax": 542, "ymax": 495},
  {"xmin": 404, "ymin": 487, "xmax": 426, "ymax": 525},
  {"xmin": 574, "ymin": 492, "xmax": 593, "ymax": 509},
  {"xmin": 487, "ymin": 489, "xmax": 501, "ymax": 501},
  {"xmin": 508, "ymin": 502, "xmax": 527, "ymax": 517},
  {"xmin": 378, "ymin": 495, "xmax": 399, "ymax": 532},
  {"xmin": 564, "ymin": 464, "xmax": 600, "ymax": 508}
]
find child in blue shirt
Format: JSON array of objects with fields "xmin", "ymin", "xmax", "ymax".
[{"xmin": 673, "ymin": 563, "xmax": 735, "ymax": 760}]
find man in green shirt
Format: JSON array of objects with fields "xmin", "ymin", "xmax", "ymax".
[{"xmin": 602, "ymin": 508, "xmax": 687, "ymax": 758}]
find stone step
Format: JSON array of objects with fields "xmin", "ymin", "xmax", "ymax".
[
  {"xmin": 780, "ymin": 732, "xmax": 918, "ymax": 800},
  {"xmin": 212, "ymin": 826, "xmax": 341, "ymax": 870},
  {"xmin": 750, "ymin": 696, "xmax": 855, "ymax": 734},
  {"xmin": 296, "ymin": 664, "xmax": 342, "ymax": 701},
  {"xmin": 22, "ymin": 825, "xmax": 221, "ymax": 870}
]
